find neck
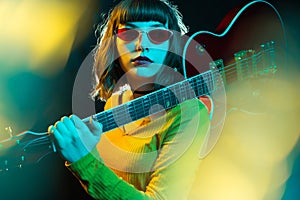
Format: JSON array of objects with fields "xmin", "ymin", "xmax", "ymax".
[{"xmin": 132, "ymin": 84, "xmax": 156, "ymax": 98}]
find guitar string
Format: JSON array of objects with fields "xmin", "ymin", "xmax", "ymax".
[
  {"xmin": 222, "ymin": 47, "xmax": 273, "ymax": 71},
  {"xmin": 223, "ymin": 55, "xmax": 265, "ymax": 77},
  {"xmin": 92, "ymin": 72, "xmax": 214, "ymax": 130},
  {"xmin": 96, "ymin": 73, "xmax": 213, "ymax": 126},
  {"xmin": 15, "ymin": 74, "xmax": 212, "ymax": 148},
  {"xmin": 96, "ymin": 49, "xmax": 275, "ymax": 130},
  {"xmin": 88, "ymin": 48, "xmax": 273, "ymax": 131},
  {"xmin": 23, "ymin": 48, "xmax": 273, "ymax": 135},
  {"xmin": 98, "ymin": 47, "xmax": 274, "ymax": 129},
  {"xmin": 221, "ymin": 52, "xmax": 275, "ymax": 77},
  {"xmin": 15, "ymin": 47, "xmax": 276, "ymax": 149},
  {"xmin": 11, "ymin": 74, "xmax": 212, "ymax": 151},
  {"xmin": 19, "ymin": 134, "xmax": 52, "ymax": 148}
]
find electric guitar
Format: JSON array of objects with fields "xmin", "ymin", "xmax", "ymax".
[{"xmin": 0, "ymin": 0, "xmax": 286, "ymax": 171}]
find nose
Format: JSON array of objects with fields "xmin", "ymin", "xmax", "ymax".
[{"xmin": 135, "ymin": 31, "xmax": 150, "ymax": 52}]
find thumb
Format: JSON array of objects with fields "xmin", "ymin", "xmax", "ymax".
[
  {"xmin": 70, "ymin": 115, "xmax": 90, "ymax": 132},
  {"xmin": 89, "ymin": 117, "xmax": 103, "ymax": 135}
]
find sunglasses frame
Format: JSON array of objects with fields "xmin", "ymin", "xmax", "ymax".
[{"xmin": 114, "ymin": 28, "xmax": 173, "ymax": 44}]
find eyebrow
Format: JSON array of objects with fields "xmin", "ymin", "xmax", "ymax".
[{"xmin": 124, "ymin": 22, "xmax": 165, "ymax": 28}]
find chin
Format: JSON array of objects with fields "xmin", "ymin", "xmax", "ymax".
[
  {"xmin": 136, "ymin": 73, "xmax": 156, "ymax": 79},
  {"xmin": 135, "ymin": 68, "xmax": 157, "ymax": 78}
]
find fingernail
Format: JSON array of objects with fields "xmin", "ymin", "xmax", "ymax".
[{"xmin": 49, "ymin": 125, "xmax": 54, "ymax": 133}]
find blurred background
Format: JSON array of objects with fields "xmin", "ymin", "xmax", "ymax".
[{"xmin": 0, "ymin": 0, "xmax": 299, "ymax": 199}]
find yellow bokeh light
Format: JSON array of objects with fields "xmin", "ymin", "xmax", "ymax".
[
  {"xmin": 0, "ymin": 0, "xmax": 93, "ymax": 76},
  {"xmin": 189, "ymin": 67, "xmax": 300, "ymax": 199}
]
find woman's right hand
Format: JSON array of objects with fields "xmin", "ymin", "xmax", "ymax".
[{"xmin": 48, "ymin": 115, "xmax": 102, "ymax": 163}]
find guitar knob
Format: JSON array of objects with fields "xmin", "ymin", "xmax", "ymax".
[{"xmin": 195, "ymin": 43, "xmax": 206, "ymax": 56}]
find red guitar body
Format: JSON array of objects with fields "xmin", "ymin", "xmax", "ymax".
[
  {"xmin": 183, "ymin": 0, "xmax": 286, "ymax": 157},
  {"xmin": 184, "ymin": 0, "xmax": 286, "ymax": 79}
]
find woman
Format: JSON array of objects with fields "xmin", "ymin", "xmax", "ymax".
[{"xmin": 49, "ymin": 0, "xmax": 210, "ymax": 199}]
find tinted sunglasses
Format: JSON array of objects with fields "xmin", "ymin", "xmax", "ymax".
[{"xmin": 115, "ymin": 28, "xmax": 173, "ymax": 44}]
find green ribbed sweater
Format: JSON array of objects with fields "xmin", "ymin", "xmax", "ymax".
[{"xmin": 68, "ymin": 98, "xmax": 210, "ymax": 200}]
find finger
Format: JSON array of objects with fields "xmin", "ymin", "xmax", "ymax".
[
  {"xmin": 48, "ymin": 125, "xmax": 64, "ymax": 149},
  {"xmin": 62, "ymin": 116, "xmax": 78, "ymax": 134},
  {"xmin": 89, "ymin": 117, "xmax": 103, "ymax": 135},
  {"xmin": 70, "ymin": 114, "xmax": 89, "ymax": 132},
  {"xmin": 55, "ymin": 121, "xmax": 71, "ymax": 138}
]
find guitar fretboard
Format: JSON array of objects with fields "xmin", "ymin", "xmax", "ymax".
[{"xmin": 84, "ymin": 70, "xmax": 215, "ymax": 132}]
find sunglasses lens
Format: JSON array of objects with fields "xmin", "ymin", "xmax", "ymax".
[
  {"xmin": 116, "ymin": 28, "xmax": 173, "ymax": 43},
  {"xmin": 148, "ymin": 29, "xmax": 172, "ymax": 44},
  {"xmin": 116, "ymin": 28, "xmax": 139, "ymax": 41}
]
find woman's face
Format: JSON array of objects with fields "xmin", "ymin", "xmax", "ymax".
[{"xmin": 115, "ymin": 21, "xmax": 171, "ymax": 80}]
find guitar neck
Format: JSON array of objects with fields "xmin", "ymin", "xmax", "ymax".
[{"xmin": 84, "ymin": 70, "xmax": 215, "ymax": 133}]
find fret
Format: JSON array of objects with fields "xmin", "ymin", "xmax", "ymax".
[
  {"xmin": 196, "ymin": 76, "xmax": 203, "ymax": 97},
  {"xmin": 171, "ymin": 88, "xmax": 179, "ymax": 107},
  {"xmin": 190, "ymin": 75, "xmax": 198, "ymax": 97},
  {"xmin": 90, "ymin": 70, "xmax": 215, "ymax": 134},
  {"xmin": 148, "ymin": 92, "xmax": 155, "ymax": 108},
  {"xmin": 208, "ymin": 71, "xmax": 215, "ymax": 93},
  {"xmin": 183, "ymin": 81, "xmax": 194, "ymax": 100},
  {"xmin": 177, "ymin": 82, "xmax": 183, "ymax": 102},
  {"xmin": 127, "ymin": 101, "xmax": 135, "ymax": 120},
  {"xmin": 174, "ymin": 82, "xmax": 183, "ymax": 103},
  {"xmin": 161, "ymin": 88, "xmax": 166, "ymax": 109},
  {"xmin": 184, "ymin": 81, "xmax": 191, "ymax": 100},
  {"xmin": 94, "ymin": 112, "xmax": 107, "ymax": 127},
  {"xmin": 155, "ymin": 90, "xmax": 163, "ymax": 108},
  {"xmin": 111, "ymin": 105, "xmax": 127, "ymax": 128},
  {"xmin": 203, "ymin": 75, "xmax": 209, "ymax": 94},
  {"xmin": 191, "ymin": 72, "xmax": 210, "ymax": 97},
  {"xmin": 102, "ymin": 110, "xmax": 117, "ymax": 132},
  {"xmin": 181, "ymin": 82, "xmax": 188, "ymax": 101},
  {"xmin": 132, "ymin": 98, "xmax": 145, "ymax": 120},
  {"xmin": 163, "ymin": 88, "xmax": 172, "ymax": 109},
  {"xmin": 141, "ymin": 96, "xmax": 150, "ymax": 117},
  {"xmin": 154, "ymin": 90, "xmax": 160, "ymax": 107},
  {"xmin": 89, "ymin": 43, "xmax": 276, "ymax": 136},
  {"xmin": 190, "ymin": 76, "xmax": 198, "ymax": 97},
  {"xmin": 164, "ymin": 86, "xmax": 177, "ymax": 108}
]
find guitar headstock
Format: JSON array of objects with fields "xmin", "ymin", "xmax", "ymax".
[{"xmin": 0, "ymin": 127, "xmax": 56, "ymax": 172}]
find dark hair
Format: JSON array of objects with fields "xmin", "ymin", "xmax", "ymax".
[{"xmin": 92, "ymin": 0, "xmax": 188, "ymax": 100}]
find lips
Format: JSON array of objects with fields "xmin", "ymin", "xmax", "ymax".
[{"xmin": 131, "ymin": 56, "xmax": 153, "ymax": 66}]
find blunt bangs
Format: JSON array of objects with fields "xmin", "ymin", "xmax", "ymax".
[{"xmin": 116, "ymin": 0, "xmax": 170, "ymax": 26}]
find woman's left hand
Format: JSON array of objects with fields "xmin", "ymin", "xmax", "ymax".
[{"xmin": 48, "ymin": 115, "xmax": 102, "ymax": 163}]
